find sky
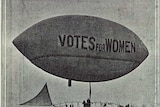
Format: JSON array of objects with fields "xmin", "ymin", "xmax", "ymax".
[{"xmin": 4, "ymin": 0, "xmax": 156, "ymax": 107}]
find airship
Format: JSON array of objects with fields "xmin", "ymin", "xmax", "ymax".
[{"xmin": 13, "ymin": 15, "xmax": 149, "ymax": 86}]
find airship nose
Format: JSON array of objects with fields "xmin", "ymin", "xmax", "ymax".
[
  {"xmin": 13, "ymin": 31, "xmax": 47, "ymax": 61},
  {"xmin": 141, "ymin": 42, "xmax": 149, "ymax": 62},
  {"xmin": 13, "ymin": 35, "xmax": 25, "ymax": 54},
  {"xmin": 146, "ymin": 47, "xmax": 149, "ymax": 57},
  {"xmin": 13, "ymin": 33, "xmax": 31, "ymax": 59}
]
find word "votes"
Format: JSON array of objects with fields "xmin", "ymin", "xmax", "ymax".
[{"xmin": 58, "ymin": 35, "xmax": 136, "ymax": 53}]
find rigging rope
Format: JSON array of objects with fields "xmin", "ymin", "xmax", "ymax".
[{"xmin": 89, "ymin": 82, "xmax": 91, "ymax": 100}]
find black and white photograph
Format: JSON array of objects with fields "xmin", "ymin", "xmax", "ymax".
[{"xmin": 1, "ymin": 0, "xmax": 159, "ymax": 107}]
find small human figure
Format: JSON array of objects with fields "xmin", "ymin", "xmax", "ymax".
[
  {"xmin": 86, "ymin": 99, "xmax": 91, "ymax": 107},
  {"xmin": 83, "ymin": 99, "xmax": 91, "ymax": 107},
  {"xmin": 125, "ymin": 104, "xmax": 129, "ymax": 107},
  {"xmin": 83, "ymin": 100, "xmax": 86, "ymax": 107}
]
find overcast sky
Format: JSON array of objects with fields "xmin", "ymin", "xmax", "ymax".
[{"xmin": 5, "ymin": 0, "xmax": 156, "ymax": 107}]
